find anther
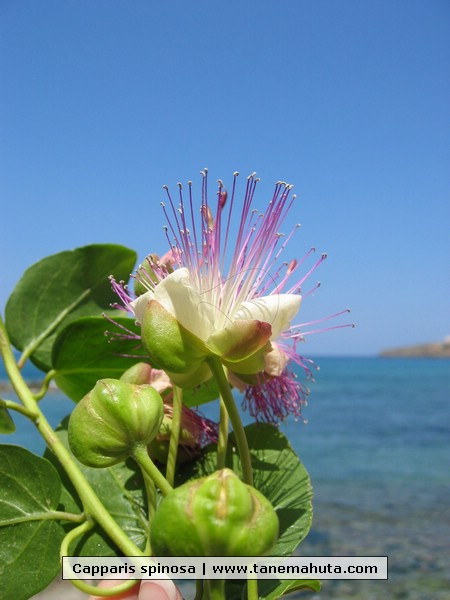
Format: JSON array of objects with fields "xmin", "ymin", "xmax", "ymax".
[
  {"xmin": 219, "ymin": 190, "xmax": 227, "ymax": 208},
  {"xmin": 287, "ymin": 259, "xmax": 298, "ymax": 274}
]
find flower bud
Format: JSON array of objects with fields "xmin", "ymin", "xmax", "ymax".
[
  {"xmin": 150, "ymin": 468, "xmax": 279, "ymax": 556},
  {"xmin": 68, "ymin": 378, "xmax": 164, "ymax": 468},
  {"xmin": 134, "ymin": 253, "xmax": 175, "ymax": 297},
  {"xmin": 120, "ymin": 362, "xmax": 154, "ymax": 385},
  {"xmin": 120, "ymin": 362, "xmax": 172, "ymax": 395}
]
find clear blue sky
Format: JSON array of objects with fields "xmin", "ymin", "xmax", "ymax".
[{"xmin": 1, "ymin": 0, "xmax": 449, "ymax": 356}]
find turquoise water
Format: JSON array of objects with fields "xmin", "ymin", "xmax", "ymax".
[{"xmin": 2, "ymin": 357, "xmax": 450, "ymax": 599}]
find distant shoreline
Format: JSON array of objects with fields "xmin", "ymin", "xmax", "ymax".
[{"xmin": 379, "ymin": 340, "xmax": 450, "ymax": 358}]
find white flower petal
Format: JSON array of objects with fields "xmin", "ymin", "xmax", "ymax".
[
  {"xmin": 152, "ymin": 268, "xmax": 214, "ymax": 341},
  {"xmin": 234, "ymin": 294, "xmax": 301, "ymax": 339},
  {"xmin": 130, "ymin": 290, "xmax": 154, "ymax": 326},
  {"xmin": 264, "ymin": 343, "xmax": 289, "ymax": 376}
]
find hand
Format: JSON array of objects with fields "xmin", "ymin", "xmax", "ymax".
[{"xmin": 88, "ymin": 579, "xmax": 182, "ymax": 600}]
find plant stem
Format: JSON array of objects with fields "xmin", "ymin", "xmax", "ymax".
[
  {"xmin": 0, "ymin": 316, "xmax": 143, "ymax": 557},
  {"xmin": 34, "ymin": 369, "xmax": 56, "ymax": 401},
  {"xmin": 0, "ymin": 398, "xmax": 38, "ymax": 419},
  {"xmin": 205, "ymin": 579, "xmax": 225, "ymax": 600},
  {"xmin": 166, "ymin": 384, "xmax": 182, "ymax": 486},
  {"xmin": 60, "ymin": 520, "xmax": 139, "ymax": 597},
  {"xmin": 142, "ymin": 471, "xmax": 157, "ymax": 555},
  {"xmin": 216, "ymin": 398, "xmax": 229, "ymax": 470},
  {"xmin": 194, "ymin": 579, "xmax": 204, "ymax": 600},
  {"xmin": 247, "ymin": 578, "xmax": 259, "ymax": 600},
  {"xmin": 132, "ymin": 443, "xmax": 173, "ymax": 497},
  {"xmin": 207, "ymin": 357, "xmax": 253, "ymax": 486}
]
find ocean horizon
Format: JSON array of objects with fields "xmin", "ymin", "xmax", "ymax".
[{"xmin": 1, "ymin": 356, "xmax": 449, "ymax": 599}]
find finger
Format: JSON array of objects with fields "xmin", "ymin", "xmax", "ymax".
[
  {"xmin": 87, "ymin": 578, "xmax": 140, "ymax": 600},
  {"xmin": 139, "ymin": 580, "xmax": 182, "ymax": 600}
]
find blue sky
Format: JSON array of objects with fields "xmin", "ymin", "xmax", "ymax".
[{"xmin": 1, "ymin": 0, "xmax": 449, "ymax": 356}]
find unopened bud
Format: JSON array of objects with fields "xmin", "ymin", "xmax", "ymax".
[
  {"xmin": 68, "ymin": 379, "xmax": 164, "ymax": 468},
  {"xmin": 151, "ymin": 468, "xmax": 279, "ymax": 556}
]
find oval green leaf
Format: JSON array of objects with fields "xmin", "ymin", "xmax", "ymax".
[
  {"xmin": 259, "ymin": 578, "xmax": 321, "ymax": 599},
  {"xmin": 0, "ymin": 445, "xmax": 65, "ymax": 600},
  {"xmin": 52, "ymin": 316, "xmax": 145, "ymax": 402},
  {"xmin": 5, "ymin": 244, "xmax": 137, "ymax": 371},
  {"xmin": 0, "ymin": 405, "xmax": 15, "ymax": 434}
]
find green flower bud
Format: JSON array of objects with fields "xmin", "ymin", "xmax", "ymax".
[
  {"xmin": 134, "ymin": 253, "xmax": 174, "ymax": 297},
  {"xmin": 120, "ymin": 363, "xmax": 173, "ymax": 397},
  {"xmin": 151, "ymin": 468, "xmax": 279, "ymax": 556},
  {"xmin": 120, "ymin": 362, "xmax": 154, "ymax": 385},
  {"xmin": 68, "ymin": 378, "xmax": 164, "ymax": 468}
]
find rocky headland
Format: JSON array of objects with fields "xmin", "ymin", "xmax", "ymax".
[{"xmin": 380, "ymin": 338, "xmax": 450, "ymax": 358}]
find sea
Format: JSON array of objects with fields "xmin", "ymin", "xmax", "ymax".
[{"xmin": 1, "ymin": 357, "xmax": 449, "ymax": 600}]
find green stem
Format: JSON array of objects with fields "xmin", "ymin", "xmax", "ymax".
[
  {"xmin": 143, "ymin": 472, "xmax": 157, "ymax": 521},
  {"xmin": 0, "ymin": 316, "xmax": 143, "ymax": 557},
  {"xmin": 205, "ymin": 579, "xmax": 225, "ymax": 600},
  {"xmin": 60, "ymin": 519, "xmax": 94, "ymax": 556},
  {"xmin": 132, "ymin": 443, "xmax": 173, "ymax": 497},
  {"xmin": 194, "ymin": 578, "xmax": 204, "ymax": 600},
  {"xmin": 207, "ymin": 357, "xmax": 253, "ymax": 486},
  {"xmin": 216, "ymin": 398, "xmax": 229, "ymax": 470},
  {"xmin": 34, "ymin": 369, "xmax": 56, "ymax": 401},
  {"xmin": 60, "ymin": 520, "xmax": 139, "ymax": 597},
  {"xmin": 247, "ymin": 578, "xmax": 259, "ymax": 600},
  {"xmin": 0, "ymin": 398, "xmax": 38, "ymax": 420},
  {"xmin": 142, "ymin": 471, "xmax": 156, "ymax": 554},
  {"xmin": 166, "ymin": 385, "xmax": 182, "ymax": 486}
]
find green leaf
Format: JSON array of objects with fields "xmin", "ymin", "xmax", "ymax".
[
  {"xmin": 182, "ymin": 376, "xmax": 220, "ymax": 407},
  {"xmin": 5, "ymin": 244, "xmax": 137, "ymax": 371},
  {"xmin": 258, "ymin": 578, "xmax": 321, "ymax": 599},
  {"xmin": 44, "ymin": 417, "xmax": 148, "ymax": 555},
  {"xmin": 0, "ymin": 445, "xmax": 65, "ymax": 600},
  {"xmin": 177, "ymin": 423, "xmax": 313, "ymax": 556},
  {"xmin": 0, "ymin": 405, "xmax": 15, "ymax": 434},
  {"xmin": 52, "ymin": 316, "xmax": 145, "ymax": 402}
]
